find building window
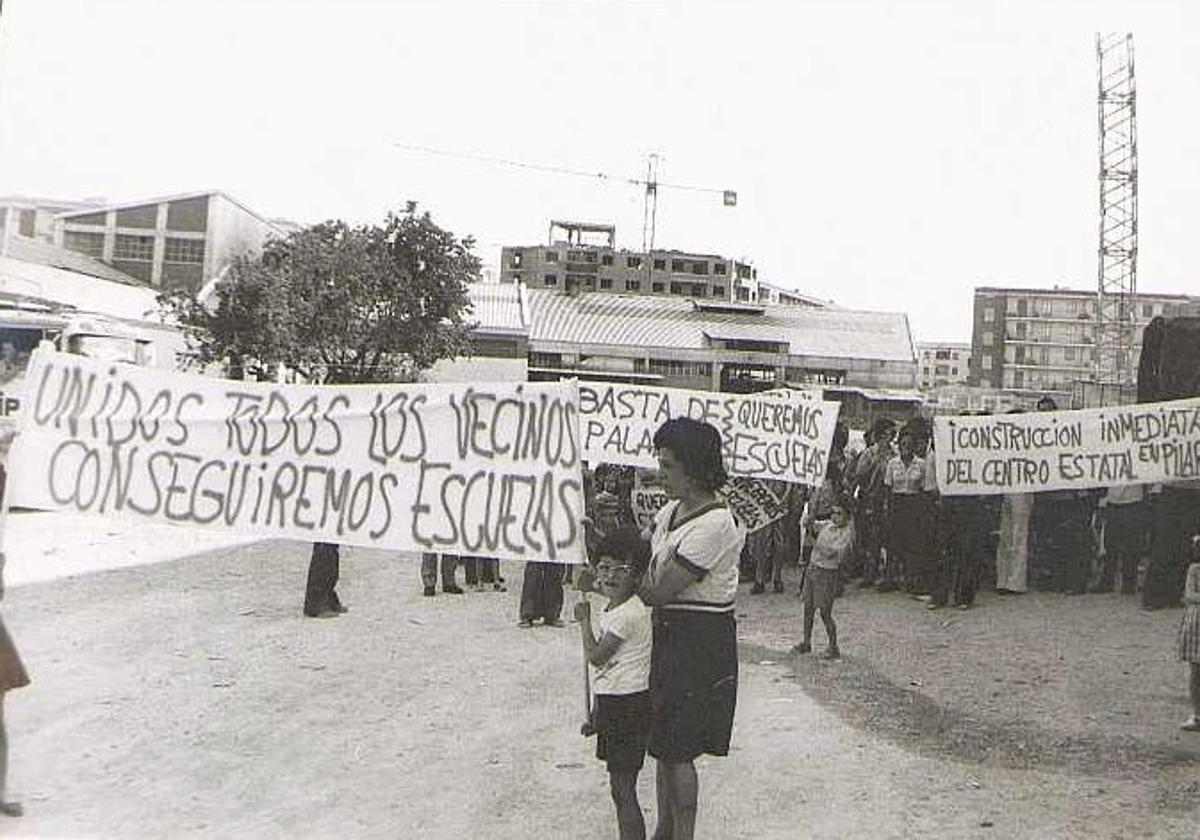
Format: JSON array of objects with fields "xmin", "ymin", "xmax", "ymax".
[
  {"xmin": 983, "ymin": 307, "xmax": 995, "ymax": 323},
  {"xmin": 653, "ymin": 259, "xmax": 666, "ymax": 270},
  {"xmin": 951, "ymin": 352, "xmax": 960, "ymax": 360},
  {"xmin": 545, "ymin": 250, "xmax": 559, "ymax": 263},
  {"xmin": 163, "ymin": 237, "xmax": 205, "ymax": 263},
  {"xmin": 692, "ymin": 284, "xmax": 706, "ymax": 297},
  {"xmin": 647, "ymin": 359, "xmax": 713, "ymax": 378},
  {"xmin": 63, "ymin": 230, "xmax": 104, "ymax": 258},
  {"xmin": 509, "ymin": 250, "xmax": 523, "ymax": 268},
  {"xmin": 114, "ymin": 234, "xmax": 155, "ymax": 261},
  {"xmin": 544, "ymin": 273, "xmax": 558, "ymax": 286},
  {"xmin": 714, "ymin": 263, "xmax": 727, "ymax": 275},
  {"xmin": 711, "ymin": 285, "xmax": 724, "ymax": 297},
  {"xmin": 981, "ymin": 353, "xmax": 993, "ymax": 369},
  {"xmin": 982, "ymin": 330, "xmax": 994, "ymax": 345},
  {"xmin": 691, "ymin": 262, "xmax": 708, "ymax": 276},
  {"xmin": 669, "ymin": 282, "xmax": 682, "ymax": 294},
  {"xmin": 625, "ymin": 279, "xmax": 641, "ymax": 291},
  {"xmin": 508, "ymin": 273, "xmax": 522, "ymax": 283},
  {"xmin": 923, "ymin": 367, "xmax": 930, "ymax": 376},
  {"xmin": 626, "ymin": 256, "xmax": 642, "ymax": 269},
  {"xmin": 671, "ymin": 260, "xmax": 685, "ymax": 272},
  {"xmin": 602, "ymin": 254, "xmax": 613, "ymax": 266},
  {"xmin": 1065, "ymin": 347, "xmax": 1076, "ymax": 361},
  {"xmin": 599, "ymin": 277, "xmax": 612, "ymax": 289},
  {"xmin": 1143, "ymin": 303, "xmax": 1153, "ymax": 317},
  {"xmin": 652, "ymin": 282, "xmax": 664, "ymax": 293},
  {"xmin": 528, "ymin": 352, "xmax": 562, "ymax": 368}
]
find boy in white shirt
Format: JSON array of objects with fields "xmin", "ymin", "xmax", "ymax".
[{"xmin": 574, "ymin": 527, "xmax": 652, "ymax": 840}]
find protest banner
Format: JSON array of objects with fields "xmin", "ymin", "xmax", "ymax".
[
  {"xmin": 577, "ymin": 382, "xmax": 840, "ymax": 486},
  {"xmin": 932, "ymin": 396, "xmax": 1200, "ymax": 496},
  {"xmin": 629, "ymin": 468, "xmax": 787, "ymax": 534},
  {"xmin": 7, "ymin": 351, "xmax": 586, "ymax": 563}
]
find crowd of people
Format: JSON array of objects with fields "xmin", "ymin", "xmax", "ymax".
[{"xmin": 738, "ymin": 398, "xmax": 1200, "ymax": 618}]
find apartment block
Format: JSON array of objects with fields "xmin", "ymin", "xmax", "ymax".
[
  {"xmin": 917, "ymin": 341, "xmax": 971, "ymax": 389},
  {"xmin": 498, "ymin": 220, "xmax": 820, "ymax": 306},
  {"xmin": 969, "ymin": 286, "xmax": 1199, "ymax": 402}
]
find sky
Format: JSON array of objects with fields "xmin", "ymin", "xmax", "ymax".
[{"xmin": 1, "ymin": 0, "xmax": 1197, "ymax": 342}]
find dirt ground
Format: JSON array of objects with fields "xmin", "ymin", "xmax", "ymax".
[{"xmin": 4, "ymin": 539, "xmax": 1200, "ymax": 839}]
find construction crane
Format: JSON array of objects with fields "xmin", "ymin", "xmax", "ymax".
[
  {"xmin": 391, "ymin": 142, "xmax": 737, "ymax": 253},
  {"xmin": 1093, "ymin": 32, "xmax": 1138, "ymax": 398}
]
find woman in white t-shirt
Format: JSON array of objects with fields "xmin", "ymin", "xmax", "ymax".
[{"xmin": 635, "ymin": 417, "xmax": 744, "ymax": 840}]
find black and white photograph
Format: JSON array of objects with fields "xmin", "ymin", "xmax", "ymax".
[{"xmin": 1, "ymin": 1, "xmax": 1199, "ymax": 837}]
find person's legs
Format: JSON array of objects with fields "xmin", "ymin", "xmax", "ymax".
[
  {"xmin": 0, "ymin": 697, "xmax": 18, "ymax": 816},
  {"xmin": 420, "ymin": 552, "xmax": 438, "ymax": 594},
  {"xmin": 440, "ymin": 554, "xmax": 462, "ymax": 593},
  {"xmin": 819, "ymin": 605, "xmax": 838, "ymax": 656},
  {"xmin": 1191, "ymin": 663, "xmax": 1200, "ymax": 720},
  {"xmin": 303, "ymin": 542, "xmax": 338, "ymax": 616},
  {"xmin": 541, "ymin": 563, "xmax": 566, "ymax": 622},
  {"xmin": 461, "ymin": 556, "xmax": 479, "ymax": 587},
  {"xmin": 609, "ymin": 770, "xmax": 646, "ymax": 840},
  {"xmin": 519, "ymin": 561, "xmax": 543, "ymax": 623},
  {"xmin": 652, "ymin": 760, "xmax": 674, "ymax": 840},
  {"xmin": 651, "ymin": 760, "xmax": 697, "ymax": 840},
  {"xmin": 800, "ymin": 602, "xmax": 814, "ymax": 651}
]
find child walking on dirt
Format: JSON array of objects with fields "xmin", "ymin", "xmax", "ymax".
[
  {"xmin": 1178, "ymin": 537, "xmax": 1200, "ymax": 732},
  {"xmin": 573, "ymin": 527, "xmax": 652, "ymax": 840},
  {"xmin": 794, "ymin": 499, "xmax": 855, "ymax": 660}
]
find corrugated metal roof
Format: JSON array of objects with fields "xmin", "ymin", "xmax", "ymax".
[
  {"xmin": 465, "ymin": 282, "xmax": 527, "ymax": 334},
  {"xmin": 2, "ymin": 235, "xmax": 144, "ymax": 286},
  {"xmin": 525, "ymin": 288, "xmax": 915, "ymax": 361}
]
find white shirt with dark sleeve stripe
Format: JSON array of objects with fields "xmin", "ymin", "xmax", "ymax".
[{"xmin": 650, "ymin": 499, "xmax": 745, "ymax": 613}]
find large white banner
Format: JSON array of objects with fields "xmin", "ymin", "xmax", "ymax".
[
  {"xmin": 578, "ymin": 383, "xmax": 840, "ymax": 486},
  {"xmin": 8, "ymin": 351, "xmax": 586, "ymax": 562},
  {"xmin": 932, "ymin": 398, "xmax": 1200, "ymax": 496}
]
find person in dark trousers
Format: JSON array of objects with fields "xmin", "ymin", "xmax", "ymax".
[
  {"xmin": 518, "ymin": 561, "xmax": 567, "ymax": 627},
  {"xmin": 1143, "ymin": 485, "xmax": 1200, "ymax": 609},
  {"xmin": 303, "ymin": 542, "xmax": 346, "ymax": 618},
  {"xmin": 421, "ymin": 553, "xmax": 463, "ymax": 596}
]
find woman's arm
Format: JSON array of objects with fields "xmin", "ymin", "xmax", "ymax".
[{"xmin": 637, "ymin": 554, "xmax": 700, "ymax": 607}]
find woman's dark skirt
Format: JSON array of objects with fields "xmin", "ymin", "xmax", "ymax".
[{"xmin": 648, "ymin": 609, "xmax": 738, "ymax": 763}]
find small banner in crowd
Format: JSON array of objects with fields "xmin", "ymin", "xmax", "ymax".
[
  {"xmin": 7, "ymin": 351, "xmax": 586, "ymax": 563},
  {"xmin": 578, "ymin": 382, "xmax": 840, "ymax": 486},
  {"xmin": 932, "ymin": 397, "xmax": 1200, "ymax": 496},
  {"xmin": 629, "ymin": 469, "xmax": 787, "ymax": 534}
]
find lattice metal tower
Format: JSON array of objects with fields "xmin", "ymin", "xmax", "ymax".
[{"xmin": 1094, "ymin": 32, "xmax": 1138, "ymax": 389}]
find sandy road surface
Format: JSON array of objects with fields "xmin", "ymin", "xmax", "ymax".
[{"xmin": 3, "ymin": 535, "xmax": 1197, "ymax": 839}]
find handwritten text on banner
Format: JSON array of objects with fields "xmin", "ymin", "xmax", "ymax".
[
  {"xmin": 932, "ymin": 398, "xmax": 1200, "ymax": 495},
  {"xmin": 8, "ymin": 352, "xmax": 585, "ymax": 562},
  {"xmin": 578, "ymin": 383, "xmax": 840, "ymax": 486}
]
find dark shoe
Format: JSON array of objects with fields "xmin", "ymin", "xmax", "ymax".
[
  {"xmin": 423, "ymin": 585, "xmax": 436, "ymax": 597},
  {"xmin": 0, "ymin": 801, "xmax": 23, "ymax": 818},
  {"xmin": 773, "ymin": 581, "xmax": 785, "ymax": 594},
  {"xmin": 443, "ymin": 585, "xmax": 465, "ymax": 595},
  {"xmin": 332, "ymin": 603, "xmax": 349, "ymax": 613},
  {"xmin": 750, "ymin": 583, "xmax": 766, "ymax": 595},
  {"xmin": 791, "ymin": 642, "xmax": 812, "ymax": 655},
  {"xmin": 518, "ymin": 619, "xmax": 534, "ymax": 628},
  {"xmin": 822, "ymin": 646, "xmax": 841, "ymax": 660},
  {"xmin": 305, "ymin": 609, "xmax": 339, "ymax": 619},
  {"xmin": 492, "ymin": 582, "xmax": 508, "ymax": 592},
  {"xmin": 545, "ymin": 618, "xmax": 565, "ymax": 628}
]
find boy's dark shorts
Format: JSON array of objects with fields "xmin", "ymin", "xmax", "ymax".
[{"xmin": 594, "ymin": 690, "xmax": 651, "ymax": 773}]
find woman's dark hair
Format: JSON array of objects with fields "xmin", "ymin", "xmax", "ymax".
[
  {"xmin": 593, "ymin": 526, "xmax": 651, "ymax": 578},
  {"xmin": 652, "ymin": 416, "xmax": 728, "ymax": 492}
]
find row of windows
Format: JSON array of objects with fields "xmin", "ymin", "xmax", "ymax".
[
  {"xmin": 65, "ymin": 232, "xmax": 206, "ymax": 265},
  {"xmin": 536, "ymin": 250, "xmax": 730, "ymax": 275},
  {"xmin": 539, "ymin": 273, "xmax": 726, "ymax": 297},
  {"xmin": 633, "ymin": 358, "xmax": 713, "ymax": 377},
  {"xmin": 983, "ymin": 298, "xmax": 1166, "ymax": 322},
  {"xmin": 922, "ymin": 365, "xmax": 961, "ymax": 377}
]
